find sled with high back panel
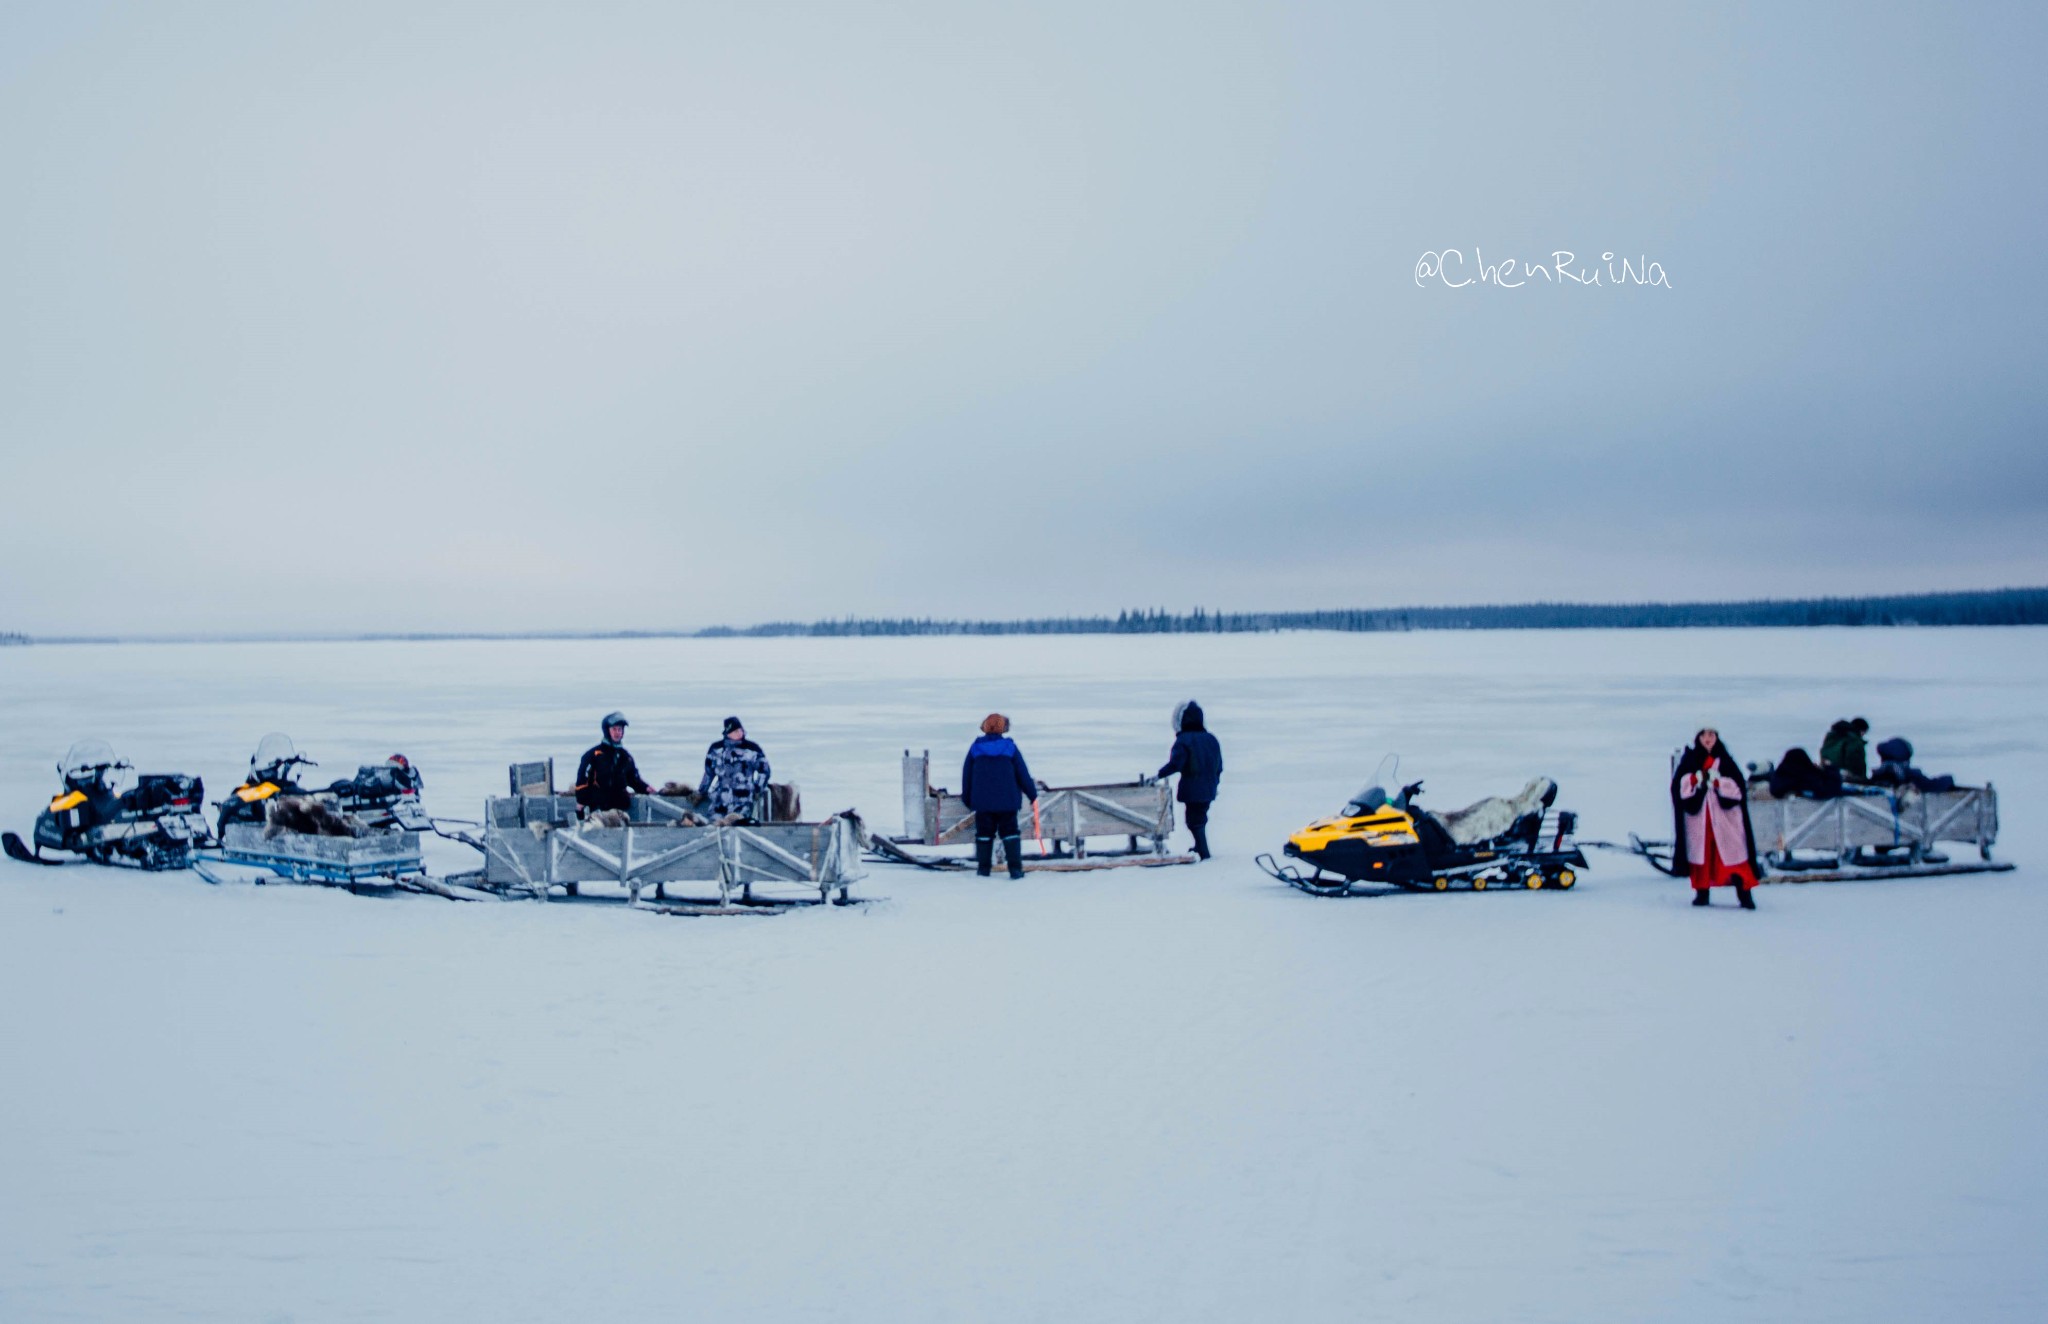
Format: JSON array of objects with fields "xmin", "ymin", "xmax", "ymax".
[{"xmin": 881, "ymin": 749, "xmax": 1192, "ymax": 870}]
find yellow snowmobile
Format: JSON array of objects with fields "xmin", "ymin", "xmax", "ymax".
[{"xmin": 1258, "ymin": 756, "xmax": 1587, "ymax": 896}]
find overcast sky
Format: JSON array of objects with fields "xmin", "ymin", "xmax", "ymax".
[{"xmin": 2, "ymin": 1, "xmax": 2043, "ymax": 635}]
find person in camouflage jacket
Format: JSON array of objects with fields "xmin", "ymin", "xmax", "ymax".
[{"xmin": 698, "ymin": 716, "xmax": 772, "ymax": 818}]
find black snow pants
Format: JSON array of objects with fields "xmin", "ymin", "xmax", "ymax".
[
  {"xmin": 974, "ymin": 810, "xmax": 1025, "ymax": 879},
  {"xmin": 1185, "ymin": 800, "xmax": 1212, "ymax": 859}
]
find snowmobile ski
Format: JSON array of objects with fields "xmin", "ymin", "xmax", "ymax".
[{"xmin": 4, "ymin": 831, "xmax": 89, "ymax": 866}]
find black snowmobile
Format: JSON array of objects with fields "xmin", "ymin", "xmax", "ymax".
[
  {"xmin": 4, "ymin": 740, "xmax": 213, "ymax": 870},
  {"xmin": 1258, "ymin": 756, "xmax": 1588, "ymax": 896},
  {"xmin": 216, "ymin": 734, "xmax": 431, "ymax": 836},
  {"xmin": 215, "ymin": 732, "xmax": 318, "ymax": 836}
]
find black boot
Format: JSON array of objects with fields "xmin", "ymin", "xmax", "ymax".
[
  {"xmin": 975, "ymin": 837, "xmax": 994, "ymax": 877},
  {"xmin": 1191, "ymin": 824, "xmax": 1211, "ymax": 860},
  {"xmin": 1692, "ymin": 888, "xmax": 1710, "ymax": 906},
  {"xmin": 1004, "ymin": 835, "xmax": 1025, "ymax": 880},
  {"xmin": 1738, "ymin": 885, "xmax": 1756, "ymax": 910}
]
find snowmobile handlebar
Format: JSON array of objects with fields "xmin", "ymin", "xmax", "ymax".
[{"xmin": 62, "ymin": 759, "xmax": 131, "ymax": 776}]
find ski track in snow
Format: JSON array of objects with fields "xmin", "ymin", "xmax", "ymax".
[{"xmin": 1, "ymin": 629, "xmax": 2044, "ymax": 1322}]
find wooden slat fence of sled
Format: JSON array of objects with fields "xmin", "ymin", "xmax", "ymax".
[{"xmin": 480, "ymin": 793, "xmax": 864, "ymax": 905}]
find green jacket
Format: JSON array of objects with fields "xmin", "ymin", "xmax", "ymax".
[{"xmin": 1819, "ymin": 726, "xmax": 1867, "ymax": 779}]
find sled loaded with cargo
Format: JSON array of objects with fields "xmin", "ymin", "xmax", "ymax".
[
  {"xmin": 474, "ymin": 760, "xmax": 866, "ymax": 911},
  {"xmin": 1629, "ymin": 781, "xmax": 2011, "ymax": 883}
]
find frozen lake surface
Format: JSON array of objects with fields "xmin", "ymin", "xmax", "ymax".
[{"xmin": 2, "ymin": 629, "xmax": 2044, "ymax": 1322}]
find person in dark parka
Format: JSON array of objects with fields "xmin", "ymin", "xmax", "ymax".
[
  {"xmin": 1765, "ymin": 747, "xmax": 1843, "ymax": 800},
  {"xmin": 1158, "ymin": 700, "xmax": 1223, "ymax": 859},
  {"xmin": 962, "ymin": 713, "xmax": 1038, "ymax": 878},
  {"xmin": 574, "ymin": 711, "xmax": 652, "ymax": 814}
]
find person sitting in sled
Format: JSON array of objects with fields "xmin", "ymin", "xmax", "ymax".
[
  {"xmin": 962, "ymin": 713, "xmax": 1038, "ymax": 879},
  {"xmin": 1819, "ymin": 717, "xmax": 1870, "ymax": 782},
  {"xmin": 575, "ymin": 711, "xmax": 651, "ymax": 814},
  {"xmin": 1765, "ymin": 746, "xmax": 1843, "ymax": 800},
  {"xmin": 1670, "ymin": 728, "xmax": 1759, "ymax": 909},
  {"xmin": 1869, "ymin": 736, "xmax": 1957, "ymax": 793},
  {"xmin": 698, "ymin": 716, "xmax": 772, "ymax": 820},
  {"xmin": 1156, "ymin": 700, "xmax": 1223, "ymax": 860}
]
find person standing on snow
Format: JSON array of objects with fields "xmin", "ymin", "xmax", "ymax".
[
  {"xmin": 962, "ymin": 713, "xmax": 1038, "ymax": 879},
  {"xmin": 1669, "ymin": 727, "xmax": 1759, "ymax": 909},
  {"xmin": 698, "ymin": 716, "xmax": 772, "ymax": 820},
  {"xmin": 575, "ymin": 711, "xmax": 651, "ymax": 814},
  {"xmin": 1157, "ymin": 700, "xmax": 1223, "ymax": 860}
]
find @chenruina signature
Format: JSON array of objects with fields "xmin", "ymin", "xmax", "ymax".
[{"xmin": 1415, "ymin": 250, "xmax": 1671, "ymax": 288}]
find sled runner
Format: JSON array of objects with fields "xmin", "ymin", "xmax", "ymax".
[
  {"xmin": 868, "ymin": 833, "xmax": 1197, "ymax": 872},
  {"xmin": 1259, "ymin": 757, "xmax": 1587, "ymax": 897}
]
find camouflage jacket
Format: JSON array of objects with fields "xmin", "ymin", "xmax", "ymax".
[{"xmin": 698, "ymin": 738, "xmax": 771, "ymax": 816}]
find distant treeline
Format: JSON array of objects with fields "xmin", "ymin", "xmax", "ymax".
[
  {"xmin": 0, "ymin": 631, "xmax": 29, "ymax": 646},
  {"xmin": 701, "ymin": 588, "xmax": 2048, "ymax": 637}
]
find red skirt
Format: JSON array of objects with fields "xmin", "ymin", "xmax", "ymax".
[{"xmin": 1688, "ymin": 823, "xmax": 1757, "ymax": 889}]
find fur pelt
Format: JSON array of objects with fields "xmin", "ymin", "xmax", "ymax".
[
  {"xmin": 264, "ymin": 795, "xmax": 368, "ymax": 839},
  {"xmin": 1430, "ymin": 777, "xmax": 1556, "ymax": 847},
  {"xmin": 768, "ymin": 782, "xmax": 801, "ymax": 822},
  {"xmin": 581, "ymin": 808, "xmax": 630, "ymax": 829},
  {"xmin": 654, "ymin": 782, "xmax": 706, "ymax": 804}
]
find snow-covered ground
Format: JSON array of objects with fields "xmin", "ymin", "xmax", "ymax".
[{"xmin": 2, "ymin": 629, "xmax": 2044, "ymax": 1322}]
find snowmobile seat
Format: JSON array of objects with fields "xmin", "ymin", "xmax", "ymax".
[
  {"xmin": 1428, "ymin": 777, "xmax": 1557, "ymax": 847},
  {"xmin": 125, "ymin": 773, "xmax": 205, "ymax": 816}
]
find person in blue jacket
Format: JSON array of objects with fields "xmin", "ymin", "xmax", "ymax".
[
  {"xmin": 1157, "ymin": 700, "xmax": 1223, "ymax": 859},
  {"xmin": 962, "ymin": 713, "xmax": 1038, "ymax": 878}
]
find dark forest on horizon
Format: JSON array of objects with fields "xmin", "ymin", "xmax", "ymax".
[{"xmin": 703, "ymin": 587, "xmax": 2048, "ymax": 638}]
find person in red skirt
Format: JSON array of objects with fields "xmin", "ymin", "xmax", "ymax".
[{"xmin": 1669, "ymin": 728, "xmax": 1759, "ymax": 909}]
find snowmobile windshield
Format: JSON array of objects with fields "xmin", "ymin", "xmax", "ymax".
[
  {"xmin": 1344, "ymin": 786, "xmax": 1390, "ymax": 816},
  {"xmin": 61, "ymin": 739, "xmax": 121, "ymax": 781},
  {"xmin": 251, "ymin": 732, "xmax": 300, "ymax": 773},
  {"xmin": 1343, "ymin": 754, "xmax": 1401, "ymax": 816}
]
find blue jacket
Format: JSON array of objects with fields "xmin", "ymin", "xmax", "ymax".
[
  {"xmin": 1159, "ymin": 730, "xmax": 1223, "ymax": 803},
  {"xmin": 962, "ymin": 734, "xmax": 1037, "ymax": 812}
]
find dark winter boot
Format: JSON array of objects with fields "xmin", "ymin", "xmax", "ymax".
[
  {"xmin": 1692, "ymin": 888, "xmax": 1711, "ymax": 906},
  {"xmin": 975, "ymin": 837, "xmax": 994, "ymax": 878},
  {"xmin": 1191, "ymin": 823, "xmax": 1211, "ymax": 860},
  {"xmin": 1003, "ymin": 835, "xmax": 1025, "ymax": 880},
  {"xmin": 1738, "ymin": 885, "xmax": 1756, "ymax": 910}
]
